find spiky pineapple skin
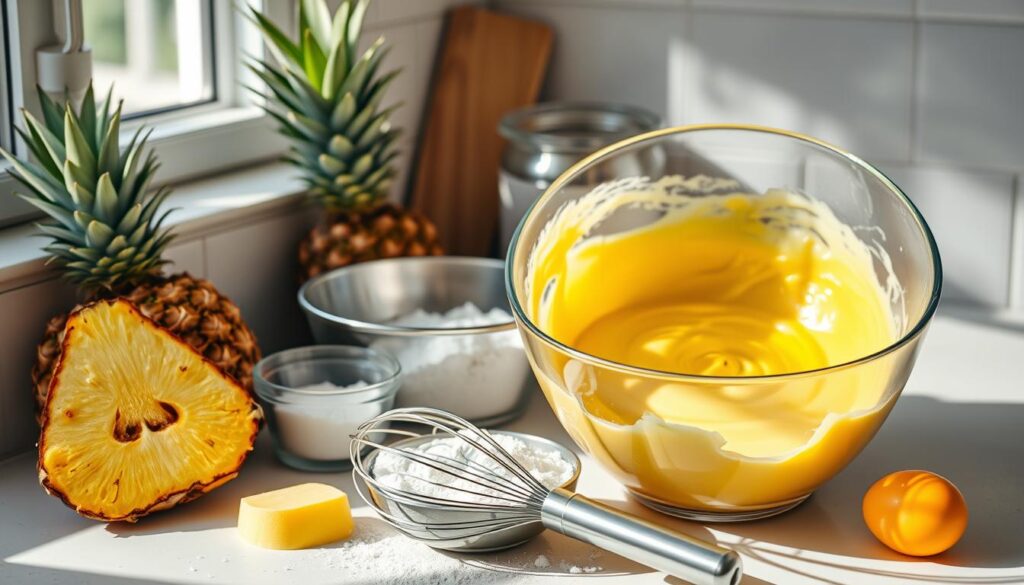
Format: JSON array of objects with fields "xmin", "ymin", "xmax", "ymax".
[
  {"xmin": 297, "ymin": 202, "xmax": 443, "ymax": 281},
  {"xmin": 32, "ymin": 273, "xmax": 261, "ymax": 420}
]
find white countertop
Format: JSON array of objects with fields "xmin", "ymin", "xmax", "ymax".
[{"xmin": 2, "ymin": 313, "xmax": 1023, "ymax": 585}]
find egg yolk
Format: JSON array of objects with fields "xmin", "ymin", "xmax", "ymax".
[{"xmin": 862, "ymin": 470, "xmax": 968, "ymax": 556}]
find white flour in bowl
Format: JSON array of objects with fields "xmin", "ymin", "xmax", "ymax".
[
  {"xmin": 370, "ymin": 303, "xmax": 530, "ymax": 421},
  {"xmin": 372, "ymin": 432, "xmax": 575, "ymax": 504}
]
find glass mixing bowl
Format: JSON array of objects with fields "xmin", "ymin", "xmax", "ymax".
[{"xmin": 506, "ymin": 125, "xmax": 941, "ymax": 521}]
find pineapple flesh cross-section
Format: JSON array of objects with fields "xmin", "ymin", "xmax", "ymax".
[{"xmin": 38, "ymin": 300, "xmax": 262, "ymax": 522}]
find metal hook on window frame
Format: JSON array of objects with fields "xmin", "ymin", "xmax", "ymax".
[
  {"xmin": 36, "ymin": 0, "xmax": 92, "ymax": 101},
  {"xmin": 61, "ymin": 0, "xmax": 85, "ymax": 54}
]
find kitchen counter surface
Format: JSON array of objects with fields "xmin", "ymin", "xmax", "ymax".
[{"xmin": 2, "ymin": 313, "xmax": 1023, "ymax": 584}]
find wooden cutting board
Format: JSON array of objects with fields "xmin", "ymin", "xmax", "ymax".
[{"xmin": 410, "ymin": 7, "xmax": 553, "ymax": 257}]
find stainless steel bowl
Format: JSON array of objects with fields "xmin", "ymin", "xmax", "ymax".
[
  {"xmin": 298, "ymin": 257, "xmax": 532, "ymax": 425},
  {"xmin": 361, "ymin": 431, "xmax": 582, "ymax": 552}
]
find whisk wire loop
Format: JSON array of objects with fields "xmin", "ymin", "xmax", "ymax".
[
  {"xmin": 351, "ymin": 408, "xmax": 557, "ymax": 549},
  {"xmin": 367, "ymin": 437, "xmax": 541, "ymax": 504},
  {"xmin": 351, "ymin": 408, "xmax": 551, "ymax": 505},
  {"xmin": 403, "ymin": 410, "xmax": 549, "ymax": 495}
]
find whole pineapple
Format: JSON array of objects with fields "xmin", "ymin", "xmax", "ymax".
[
  {"xmin": 1, "ymin": 86, "xmax": 262, "ymax": 421},
  {"xmin": 249, "ymin": 0, "xmax": 443, "ymax": 281}
]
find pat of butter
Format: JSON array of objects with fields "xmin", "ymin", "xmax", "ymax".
[{"xmin": 238, "ymin": 483, "xmax": 354, "ymax": 549}]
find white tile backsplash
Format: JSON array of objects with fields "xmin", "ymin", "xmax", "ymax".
[
  {"xmin": 684, "ymin": 12, "xmax": 913, "ymax": 161},
  {"xmin": 375, "ymin": 0, "xmax": 481, "ymax": 26},
  {"xmin": 416, "ymin": 17, "xmax": 444, "ymax": 97},
  {"xmin": 916, "ymin": 23, "xmax": 1024, "ymax": 171},
  {"xmin": 205, "ymin": 210, "xmax": 316, "ymax": 356},
  {"xmin": 499, "ymin": 2, "xmax": 685, "ymax": 124},
  {"xmin": 882, "ymin": 164, "xmax": 1015, "ymax": 307},
  {"xmin": 691, "ymin": 0, "xmax": 912, "ymax": 18},
  {"xmin": 376, "ymin": 0, "xmax": 445, "ymax": 24},
  {"xmin": 503, "ymin": 0, "xmax": 688, "ymax": 6},
  {"xmin": 918, "ymin": 0, "xmax": 1024, "ymax": 24},
  {"xmin": 1013, "ymin": 183, "xmax": 1024, "ymax": 310},
  {"xmin": 0, "ymin": 279, "xmax": 77, "ymax": 459},
  {"xmin": 162, "ymin": 239, "xmax": 206, "ymax": 278}
]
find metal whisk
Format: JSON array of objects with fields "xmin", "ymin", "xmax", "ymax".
[{"xmin": 351, "ymin": 408, "xmax": 742, "ymax": 585}]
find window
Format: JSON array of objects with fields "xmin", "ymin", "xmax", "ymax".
[
  {"xmin": 84, "ymin": 0, "xmax": 215, "ymax": 117},
  {"xmin": 0, "ymin": 0, "xmax": 293, "ymax": 227}
]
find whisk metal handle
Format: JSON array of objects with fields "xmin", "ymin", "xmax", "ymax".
[{"xmin": 541, "ymin": 488, "xmax": 742, "ymax": 585}]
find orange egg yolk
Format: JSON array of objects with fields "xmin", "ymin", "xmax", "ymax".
[{"xmin": 862, "ymin": 470, "xmax": 968, "ymax": 556}]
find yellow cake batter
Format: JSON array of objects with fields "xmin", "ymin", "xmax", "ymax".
[{"xmin": 524, "ymin": 175, "xmax": 903, "ymax": 511}]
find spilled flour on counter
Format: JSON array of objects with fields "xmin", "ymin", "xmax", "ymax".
[
  {"xmin": 310, "ymin": 519, "xmax": 606, "ymax": 584},
  {"xmin": 191, "ymin": 518, "xmax": 605, "ymax": 582},
  {"xmin": 313, "ymin": 521, "xmax": 505, "ymax": 584}
]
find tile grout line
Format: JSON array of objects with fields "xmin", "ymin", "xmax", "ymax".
[
  {"xmin": 1008, "ymin": 174, "xmax": 1023, "ymax": 309},
  {"xmin": 908, "ymin": 0, "xmax": 921, "ymax": 163},
  {"xmin": 505, "ymin": 0, "xmax": 1024, "ymax": 25},
  {"xmin": 680, "ymin": 0, "xmax": 695, "ymax": 125},
  {"xmin": 201, "ymin": 236, "xmax": 209, "ymax": 280}
]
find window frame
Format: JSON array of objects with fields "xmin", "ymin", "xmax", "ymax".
[
  {"xmin": 0, "ymin": 0, "xmax": 295, "ymax": 228},
  {"xmin": 0, "ymin": 1, "xmax": 11, "ymax": 151}
]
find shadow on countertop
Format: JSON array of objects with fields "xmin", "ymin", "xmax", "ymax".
[
  {"xmin": 0, "ymin": 562, "xmax": 179, "ymax": 585},
  {"xmin": 709, "ymin": 395, "xmax": 1024, "ymax": 583}
]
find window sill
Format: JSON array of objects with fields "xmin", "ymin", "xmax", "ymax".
[{"xmin": 0, "ymin": 161, "xmax": 307, "ymax": 292}]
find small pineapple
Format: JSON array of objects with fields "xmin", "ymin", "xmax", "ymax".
[
  {"xmin": 0, "ymin": 86, "xmax": 261, "ymax": 421},
  {"xmin": 38, "ymin": 300, "xmax": 261, "ymax": 522},
  {"xmin": 249, "ymin": 0, "xmax": 443, "ymax": 281}
]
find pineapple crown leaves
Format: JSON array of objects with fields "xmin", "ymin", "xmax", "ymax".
[
  {"xmin": 0, "ymin": 84, "xmax": 174, "ymax": 293},
  {"xmin": 246, "ymin": 0, "xmax": 402, "ymax": 211}
]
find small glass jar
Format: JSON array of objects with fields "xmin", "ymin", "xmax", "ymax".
[{"xmin": 254, "ymin": 345, "xmax": 401, "ymax": 472}]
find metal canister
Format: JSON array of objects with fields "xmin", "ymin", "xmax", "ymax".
[{"xmin": 498, "ymin": 102, "xmax": 661, "ymax": 253}]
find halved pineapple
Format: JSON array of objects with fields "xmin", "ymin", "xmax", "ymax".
[{"xmin": 38, "ymin": 300, "xmax": 262, "ymax": 522}]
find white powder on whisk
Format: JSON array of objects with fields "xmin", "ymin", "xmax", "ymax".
[
  {"xmin": 372, "ymin": 433, "xmax": 575, "ymax": 505},
  {"xmin": 369, "ymin": 303, "xmax": 530, "ymax": 421}
]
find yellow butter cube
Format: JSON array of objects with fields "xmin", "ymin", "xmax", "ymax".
[{"xmin": 238, "ymin": 483, "xmax": 354, "ymax": 549}]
